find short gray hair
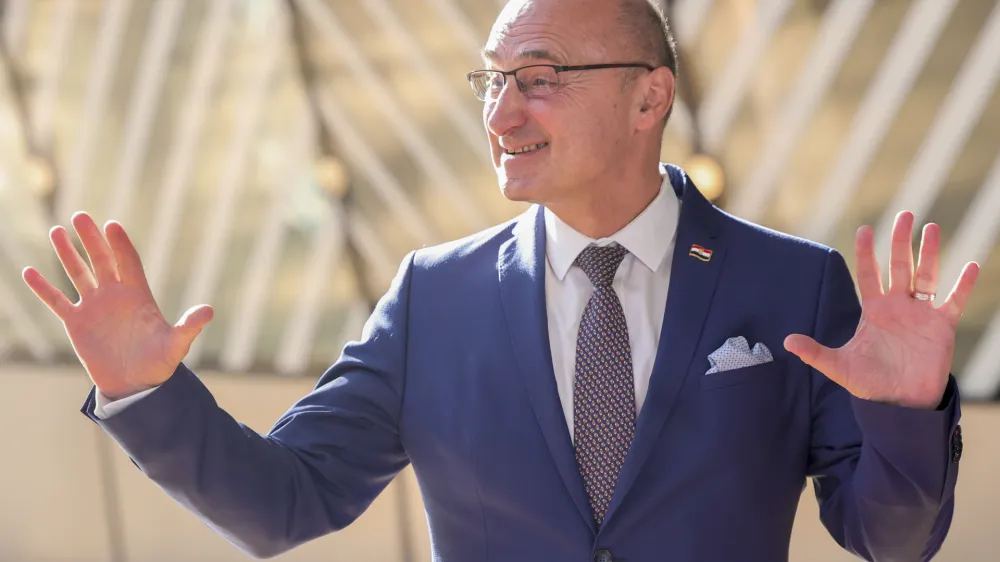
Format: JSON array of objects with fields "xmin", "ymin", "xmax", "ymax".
[{"xmin": 619, "ymin": 0, "xmax": 678, "ymax": 121}]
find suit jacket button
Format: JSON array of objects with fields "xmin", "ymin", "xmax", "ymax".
[
  {"xmin": 594, "ymin": 549, "xmax": 614, "ymax": 562},
  {"xmin": 952, "ymin": 424, "xmax": 963, "ymax": 463}
]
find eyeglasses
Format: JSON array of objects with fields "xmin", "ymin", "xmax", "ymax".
[{"xmin": 466, "ymin": 63, "xmax": 656, "ymax": 102}]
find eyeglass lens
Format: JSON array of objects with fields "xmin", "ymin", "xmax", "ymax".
[{"xmin": 471, "ymin": 66, "xmax": 560, "ymax": 101}]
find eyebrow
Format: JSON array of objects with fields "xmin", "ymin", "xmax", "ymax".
[{"xmin": 480, "ymin": 48, "xmax": 564, "ymax": 65}]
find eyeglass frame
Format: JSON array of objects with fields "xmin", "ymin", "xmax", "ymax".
[{"xmin": 466, "ymin": 63, "xmax": 658, "ymax": 101}]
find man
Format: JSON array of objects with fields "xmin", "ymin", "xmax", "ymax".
[{"xmin": 23, "ymin": 0, "xmax": 978, "ymax": 560}]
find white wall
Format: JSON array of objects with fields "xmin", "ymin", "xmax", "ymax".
[{"xmin": 2, "ymin": 365, "xmax": 997, "ymax": 561}]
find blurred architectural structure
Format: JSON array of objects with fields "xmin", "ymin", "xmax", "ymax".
[{"xmin": 0, "ymin": 0, "xmax": 998, "ymax": 397}]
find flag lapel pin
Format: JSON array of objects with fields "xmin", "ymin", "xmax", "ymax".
[{"xmin": 689, "ymin": 244, "xmax": 713, "ymax": 262}]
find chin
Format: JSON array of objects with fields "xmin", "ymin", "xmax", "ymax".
[{"xmin": 497, "ymin": 176, "xmax": 542, "ymax": 204}]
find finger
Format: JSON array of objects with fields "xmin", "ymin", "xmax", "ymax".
[
  {"xmin": 105, "ymin": 221, "xmax": 150, "ymax": 290},
  {"xmin": 913, "ymin": 223, "xmax": 940, "ymax": 296},
  {"xmin": 72, "ymin": 212, "xmax": 119, "ymax": 285},
  {"xmin": 50, "ymin": 225, "xmax": 98, "ymax": 296},
  {"xmin": 888, "ymin": 211, "xmax": 915, "ymax": 296},
  {"xmin": 854, "ymin": 225, "xmax": 883, "ymax": 300},
  {"xmin": 784, "ymin": 334, "xmax": 844, "ymax": 386},
  {"xmin": 174, "ymin": 305, "xmax": 214, "ymax": 343},
  {"xmin": 22, "ymin": 267, "xmax": 74, "ymax": 318},
  {"xmin": 941, "ymin": 262, "xmax": 980, "ymax": 324}
]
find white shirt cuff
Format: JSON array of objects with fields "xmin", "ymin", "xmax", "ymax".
[{"xmin": 93, "ymin": 386, "xmax": 159, "ymax": 419}]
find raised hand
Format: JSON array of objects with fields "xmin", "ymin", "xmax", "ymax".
[
  {"xmin": 784, "ymin": 211, "xmax": 980, "ymax": 409},
  {"xmin": 22, "ymin": 212, "xmax": 214, "ymax": 400}
]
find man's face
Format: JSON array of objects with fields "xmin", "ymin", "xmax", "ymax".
[{"xmin": 481, "ymin": 0, "xmax": 639, "ymax": 207}]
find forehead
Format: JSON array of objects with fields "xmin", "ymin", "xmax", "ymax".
[{"xmin": 482, "ymin": 0, "xmax": 619, "ymax": 65}]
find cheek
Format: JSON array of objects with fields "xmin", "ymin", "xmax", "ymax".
[
  {"xmin": 549, "ymin": 108, "xmax": 607, "ymax": 161},
  {"xmin": 523, "ymin": 99, "xmax": 552, "ymax": 132},
  {"xmin": 526, "ymin": 93, "xmax": 620, "ymax": 166},
  {"xmin": 530, "ymin": 99, "xmax": 584, "ymax": 147}
]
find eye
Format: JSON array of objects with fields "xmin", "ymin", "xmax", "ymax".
[
  {"xmin": 532, "ymin": 76, "xmax": 555, "ymax": 87},
  {"xmin": 516, "ymin": 67, "xmax": 559, "ymax": 95}
]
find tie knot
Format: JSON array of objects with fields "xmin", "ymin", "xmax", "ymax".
[{"xmin": 575, "ymin": 244, "xmax": 629, "ymax": 288}]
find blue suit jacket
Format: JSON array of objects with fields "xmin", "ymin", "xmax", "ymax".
[{"xmin": 83, "ymin": 166, "xmax": 961, "ymax": 561}]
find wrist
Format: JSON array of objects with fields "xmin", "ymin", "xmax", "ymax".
[
  {"xmin": 864, "ymin": 378, "xmax": 953, "ymax": 410},
  {"xmin": 97, "ymin": 382, "xmax": 157, "ymax": 402}
]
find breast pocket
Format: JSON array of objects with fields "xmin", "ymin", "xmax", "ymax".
[{"xmin": 700, "ymin": 359, "xmax": 786, "ymax": 390}]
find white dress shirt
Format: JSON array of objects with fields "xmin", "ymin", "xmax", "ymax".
[
  {"xmin": 95, "ymin": 175, "xmax": 681, "ymax": 423},
  {"xmin": 544, "ymin": 175, "xmax": 680, "ymax": 438},
  {"xmin": 94, "ymin": 382, "xmax": 155, "ymax": 418}
]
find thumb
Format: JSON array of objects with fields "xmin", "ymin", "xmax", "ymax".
[
  {"xmin": 175, "ymin": 304, "xmax": 214, "ymax": 342},
  {"xmin": 784, "ymin": 334, "xmax": 842, "ymax": 384}
]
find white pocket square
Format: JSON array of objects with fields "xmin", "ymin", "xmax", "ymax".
[{"xmin": 705, "ymin": 336, "xmax": 773, "ymax": 374}]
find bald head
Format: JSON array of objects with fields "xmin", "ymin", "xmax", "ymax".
[{"xmin": 488, "ymin": 0, "xmax": 677, "ymax": 114}]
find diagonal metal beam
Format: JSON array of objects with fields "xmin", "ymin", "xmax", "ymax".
[
  {"xmin": 798, "ymin": 0, "xmax": 959, "ymax": 243},
  {"xmin": 671, "ymin": 0, "xmax": 715, "ymax": 48},
  {"xmin": 1, "ymin": 0, "xmax": 29, "ymax": 55},
  {"xmin": 939, "ymin": 153, "xmax": 1000, "ymax": 310},
  {"xmin": 317, "ymin": 93, "xmax": 438, "ymax": 244},
  {"xmin": 731, "ymin": 0, "xmax": 875, "ymax": 222},
  {"xmin": 275, "ymin": 205, "xmax": 400, "ymax": 376},
  {"xmin": 962, "ymin": 304, "xmax": 1000, "ymax": 400},
  {"xmin": 57, "ymin": 0, "xmax": 131, "ymax": 221},
  {"xmin": 219, "ymin": 112, "xmax": 312, "ymax": 372},
  {"xmin": 0, "ymin": 223, "xmax": 54, "ymax": 361},
  {"xmin": 660, "ymin": 1, "xmax": 702, "ymax": 148},
  {"xmin": 346, "ymin": 207, "xmax": 399, "ymax": 285},
  {"xmin": 360, "ymin": 0, "xmax": 489, "ymax": 162},
  {"xmin": 31, "ymin": 0, "xmax": 77, "ymax": 149},
  {"xmin": 181, "ymin": 5, "xmax": 285, "ymax": 368},
  {"xmin": 0, "ymin": 0, "xmax": 66, "ymax": 361},
  {"xmin": 143, "ymin": 0, "xmax": 234, "ymax": 298},
  {"xmin": 0, "ymin": 270, "xmax": 54, "ymax": 361},
  {"xmin": 0, "ymin": 0, "xmax": 35, "ymax": 157},
  {"xmin": 105, "ymin": 0, "xmax": 187, "ymax": 223},
  {"xmin": 0, "ymin": 215, "xmax": 35, "ymax": 293},
  {"xmin": 295, "ymin": 0, "xmax": 490, "ymax": 231},
  {"xmin": 947, "ymin": 155, "xmax": 1000, "ymax": 400},
  {"xmin": 424, "ymin": 0, "xmax": 484, "ymax": 64},
  {"xmin": 667, "ymin": 97, "xmax": 693, "ymax": 142},
  {"xmin": 872, "ymin": 1, "xmax": 1000, "ymax": 264},
  {"xmin": 698, "ymin": 0, "xmax": 793, "ymax": 153},
  {"xmin": 274, "ymin": 204, "xmax": 345, "ymax": 376}
]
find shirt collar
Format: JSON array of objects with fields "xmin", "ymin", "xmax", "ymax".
[{"xmin": 544, "ymin": 172, "xmax": 680, "ymax": 281}]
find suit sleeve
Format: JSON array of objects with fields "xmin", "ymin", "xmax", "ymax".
[
  {"xmin": 806, "ymin": 248, "xmax": 960, "ymax": 562},
  {"xmin": 80, "ymin": 252, "xmax": 417, "ymax": 559}
]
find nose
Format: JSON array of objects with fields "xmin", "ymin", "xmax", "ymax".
[{"xmin": 485, "ymin": 79, "xmax": 527, "ymax": 138}]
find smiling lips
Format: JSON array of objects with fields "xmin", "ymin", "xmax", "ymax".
[{"xmin": 504, "ymin": 142, "xmax": 549, "ymax": 155}]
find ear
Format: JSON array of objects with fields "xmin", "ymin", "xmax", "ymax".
[{"xmin": 634, "ymin": 66, "xmax": 675, "ymax": 132}]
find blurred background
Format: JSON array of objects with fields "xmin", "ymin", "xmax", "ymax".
[{"xmin": 1, "ymin": 0, "xmax": 999, "ymax": 560}]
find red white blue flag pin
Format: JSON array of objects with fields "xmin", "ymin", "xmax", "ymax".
[{"xmin": 689, "ymin": 244, "xmax": 713, "ymax": 262}]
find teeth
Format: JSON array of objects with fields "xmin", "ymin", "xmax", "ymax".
[{"xmin": 506, "ymin": 143, "xmax": 548, "ymax": 155}]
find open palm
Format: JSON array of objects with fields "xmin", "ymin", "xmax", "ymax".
[
  {"xmin": 785, "ymin": 212, "xmax": 980, "ymax": 410},
  {"xmin": 22, "ymin": 213, "xmax": 213, "ymax": 400}
]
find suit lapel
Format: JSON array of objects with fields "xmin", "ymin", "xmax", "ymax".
[
  {"xmin": 497, "ymin": 206, "xmax": 597, "ymax": 534},
  {"xmin": 603, "ymin": 166, "xmax": 728, "ymax": 525}
]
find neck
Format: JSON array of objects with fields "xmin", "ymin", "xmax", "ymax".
[{"xmin": 546, "ymin": 164, "xmax": 663, "ymax": 239}]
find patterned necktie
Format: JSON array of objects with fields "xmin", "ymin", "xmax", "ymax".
[{"xmin": 572, "ymin": 243, "xmax": 637, "ymax": 525}]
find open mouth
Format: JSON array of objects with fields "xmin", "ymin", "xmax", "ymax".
[{"xmin": 504, "ymin": 142, "xmax": 549, "ymax": 156}]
